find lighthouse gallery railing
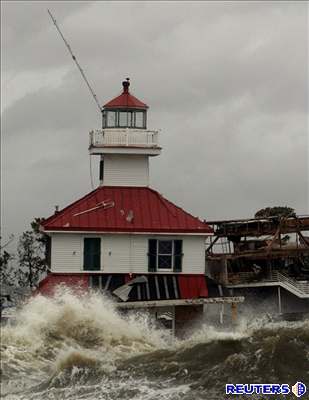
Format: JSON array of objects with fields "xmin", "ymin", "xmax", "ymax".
[{"xmin": 89, "ymin": 129, "xmax": 159, "ymax": 148}]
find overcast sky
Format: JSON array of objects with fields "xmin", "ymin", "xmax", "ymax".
[{"xmin": 1, "ymin": 1, "xmax": 308, "ymax": 241}]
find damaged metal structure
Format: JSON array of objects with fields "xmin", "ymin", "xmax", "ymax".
[{"xmin": 206, "ymin": 215, "xmax": 309, "ymax": 317}]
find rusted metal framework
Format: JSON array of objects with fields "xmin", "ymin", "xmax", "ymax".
[
  {"xmin": 206, "ymin": 215, "xmax": 309, "ymax": 258},
  {"xmin": 205, "ymin": 215, "xmax": 309, "ymax": 289}
]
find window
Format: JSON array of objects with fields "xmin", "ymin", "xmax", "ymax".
[
  {"xmin": 99, "ymin": 159, "xmax": 104, "ymax": 181},
  {"xmin": 135, "ymin": 111, "xmax": 144, "ymax": 128},
  {"xmin": 102, "ymin": 110, "xmax": 147, "ymax": 129},
  {"xmin": 148, "ymin": 239, "xmax": 183, "ymax": 272},
  {"xmin": 83, "ymin": 238, "xmax": 101, "ymax": 271},
  {"xmin": 158, "ymin": 240, "xmax": 173, "ymax": 269},
  {"xmin": 119, "ymin": 111, "xmax": 128, "ymax": 127},
  {"xmin": 127, "ymin": 111, "xmax": 133, "ymax": 127},
  {"xmin": 106, "ymin": 111, "xmax": 116, "ymax": 127}
]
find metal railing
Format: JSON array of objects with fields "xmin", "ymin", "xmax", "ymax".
[
  {"xmin": 270, "ymin": 271, "xmax": 309, "ymax": 295},
  {"xmin": 227, "ymin": 270, "xmax": 309, "ymax": 298},
  {"xmin": 89, "ymin": 129, "xmax": 159, "ymax": 148}
]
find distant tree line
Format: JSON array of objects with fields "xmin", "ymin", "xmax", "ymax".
[
  {"xmin": 254, "ymin": 206, "xmax": 296, "ymax": 219},
  {"xmin": 0, "ymin": 218, "xmax": 49, "ymax": 290},
  {"xmin": 0, "ymin": 235, "xmax": 15, "ymax": 287}
]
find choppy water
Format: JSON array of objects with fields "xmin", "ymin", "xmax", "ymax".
[{"xmin": 1, "ymin": 289, "xmax": 308, "ymax": 400}]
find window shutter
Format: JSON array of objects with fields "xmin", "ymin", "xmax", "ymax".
[
  {"xmin": 84, "ymin": 238, "xmax": 101, "ymax": 271},
  {"xmin": 93, "ymin": 240, "xmax": 101, "ymax": 270},
  {"xmin": 84, "ymin": 239, "xmax": 91, "ymax": 270},
  {"xmin": 173, "ymin": 240, "xmax": 183, "ymax": 272},
  {"xmin": 148, "ymin": 239, "xmax": 157, "ymax": 272}
]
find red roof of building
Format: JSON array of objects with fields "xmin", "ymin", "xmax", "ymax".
[
  {"xmin": 103, "ymin": 80, "xmax": 148, "ymax": 109},
  {"xmin": 42, "ymin": 186, "xmax": 213, "ymax": 234}
]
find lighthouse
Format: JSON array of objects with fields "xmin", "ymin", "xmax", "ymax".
[
  {"xmin": 39, "ymin": 80, "xmax": 214, "ymax": 303},
  {"xmin": 89, "ymin": 79, "xmax": 160, "ymax": 187}
]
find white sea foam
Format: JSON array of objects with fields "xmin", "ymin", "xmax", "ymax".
[
  {"xmin": 1, "ymin": 288, "xmax": 172, "ymax": 398},
  {"xmin": 1, "ymin": 288, "xmax": 308, "ymax": 400}
]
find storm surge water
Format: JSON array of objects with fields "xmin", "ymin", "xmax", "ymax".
[{"xmin": 1, "ymin": 289, "xmax": 308, "ymax": 400}]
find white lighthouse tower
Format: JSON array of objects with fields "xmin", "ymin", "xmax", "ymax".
[{"xmin": 89, "ymin": 79, "xmax": 161, "ymax": 187}]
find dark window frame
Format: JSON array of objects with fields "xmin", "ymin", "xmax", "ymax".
[{"xmin": 148, "ymin": 239, "xmax": 183, "ymax": 272}]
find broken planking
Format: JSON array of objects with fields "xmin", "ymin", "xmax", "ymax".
[
  {"xmin": 115, "ymin": 296, "xmax": 244, "ymax": 309},
  {"xmin": 116, "ymin": 297, "xmax": 244, "ymax": 335}
]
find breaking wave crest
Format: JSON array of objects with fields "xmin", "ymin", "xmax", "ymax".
[{"xmin": 1, "ymin": 288, "xmax": 308, "ymax": 400}]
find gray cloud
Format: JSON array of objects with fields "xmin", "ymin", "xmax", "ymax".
[
  {"xmin": 1, "ymin": 1, "xmax": 308, "ymax": 241},
  {"xmin": 2, "ymin": 1, "xmax": 93, "ymax": 73}
]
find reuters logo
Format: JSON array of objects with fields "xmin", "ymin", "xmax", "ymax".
[
  {"xmin": 226, "ymin": 382, "xmax": 307, "ymax": 397},
  {"xmin": 292, "ymin": 382, "xmax": 307, "ymax": 398}
]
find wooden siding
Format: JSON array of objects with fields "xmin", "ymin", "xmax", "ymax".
[
  {"xmin": 51, "ymin": 234, "xmax": 83, "ymax": 272},
  {"xmin": 103, "ymin": 154, "xmax": 149, "ymax": 186},
  {"xmin": 182, "ymin": 236, "xmax": 206, "ymax": 274},
  {"xmin": 102, "ymin": 235, "xmax": 131, "ymax": 273},
  {"xmin": 50, "ymin": 234, "xmax": 206, "ymax": 274}
]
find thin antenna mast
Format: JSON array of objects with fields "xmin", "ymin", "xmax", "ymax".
[{"xmin": 47, "ymin": 9, "xmax": 102, "ymax": 113}]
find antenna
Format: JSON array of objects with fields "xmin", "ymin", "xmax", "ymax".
[{"xmin": 47, "ymin": 9, "xmax": 102, "ymax": 113}]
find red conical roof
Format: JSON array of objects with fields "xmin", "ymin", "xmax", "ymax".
[{"xmin": 103, "ymin": 79, "xmax": 148, "ymax": 110}]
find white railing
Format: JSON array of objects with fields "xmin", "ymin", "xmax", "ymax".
[
  {"xmin": 270, "ymin": 271, "xmax": 309, "ymax": 295},
  {"xmin": 227, "ymin": 271, "xmax": 309, "ymax": 298},
  {"xmin": 89, "ymin": 128, "xmax": 159, "ymax": 148}
]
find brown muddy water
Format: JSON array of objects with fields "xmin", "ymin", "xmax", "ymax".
[{"xmin": 1, "ymin": 289, "xmax": 308, "ymax": 399}]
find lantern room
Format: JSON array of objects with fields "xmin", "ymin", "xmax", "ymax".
[
  {"xmin": 89, "ymin": 78, "xmax": 161, "ymax": 183},
  {"xmin": 102, "ymin": 79, "xmax": 148, "ymax": 129}
]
